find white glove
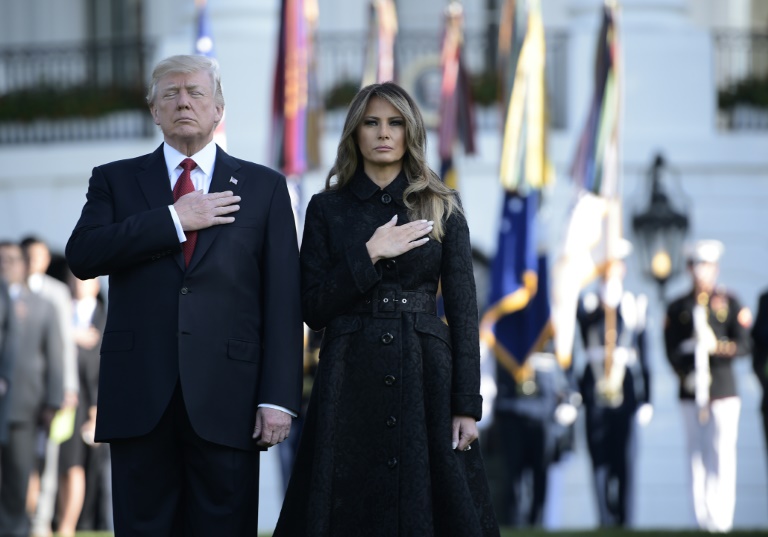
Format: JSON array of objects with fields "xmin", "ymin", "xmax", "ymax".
[
  {"xmin": 636, "ymin": 403, "xmax": 654, "ymax": 427},
  {"xmin": 554, "ymin": 403, "xmax": 578, "ymax": 426}
]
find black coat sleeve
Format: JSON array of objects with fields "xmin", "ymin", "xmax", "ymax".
[
  {"xmin": 300, "ymin": 194, "xmax": 381, "ymax": 330},
  {"xmin": 440, "ymin": 202, "xmax": 482, "ymax": 419}
]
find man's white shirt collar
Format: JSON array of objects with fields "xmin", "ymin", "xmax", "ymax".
[{"xmin": 163, "ymin": 141, "xmax": 218, "ymax": 192}]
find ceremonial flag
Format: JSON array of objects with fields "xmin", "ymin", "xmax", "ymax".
[
  {"xmin": 482, "ymin": 191, "xmax": 554, "ymax": 383},
  {"xmin": 437, "ymin": 1, "xmax": 476, "ymax": 189},
  {"xmin": 195, "ymin": 0, "xmax": 227, "ymax": 149},
  {"xmin": 552, "ymin": 0, "xmax": 623, "ymax": 367},
  {"xmin": 361, "ymin": 0, "xmax": 398, "ymax": 87},
  {"xmin": 498, "ymin": 0, "xmax": 550, "ymax": 193},
  {"xmin": 271, "ymin": 0, "xmax": 320, "ymax": 230},
  {"xmin": 481, "ymin": 0, "xmax": 554, "ymax": 383}
]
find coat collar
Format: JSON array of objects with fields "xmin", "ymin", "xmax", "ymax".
[{"xmin": 348, "ymin": 168, "xmax": 408, "ymax": 207}]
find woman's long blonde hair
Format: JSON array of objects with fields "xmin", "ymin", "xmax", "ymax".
[{"xmin": 325, "ymin": 82, "xmax": 461, "ymax": 241}]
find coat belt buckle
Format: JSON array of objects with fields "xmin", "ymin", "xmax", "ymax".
[{"xmin": 372, "ymin": 289, "xmax": 399, "ymax": 318}]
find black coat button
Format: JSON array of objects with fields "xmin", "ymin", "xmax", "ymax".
[
  {"xmin": 386, "ymin": 416, "xmax": 397, "ymax": 427},
  {"xmin": 381, "ymin": 193, "xmax": 392, "ymax": 204},
  {"xmin": 385, "ymin": 259, "xmax": 396, "ymax": 270},
  {"xmin": 180, "ymin": 287, "xmax": 189, "ymax": 295},
  {"xmin": 387, "ymin": 457, "xmax": 398, "ymax": 468},
  {"xmin": 380, "ymin": 333, "xmax": 394, "ymax": 344},
  {"xmin": 384, "ymin": 375, "xmax": 396, "ymax": 386}
]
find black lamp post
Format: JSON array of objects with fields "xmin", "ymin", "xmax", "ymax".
[{"xmin": 631, "ymin": 153, "xmax": 690, "ymax": 303}]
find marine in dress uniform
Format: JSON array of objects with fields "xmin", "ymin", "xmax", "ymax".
[
  {"xmin": 664, "ymin": 240, "xmax": 751, "ymax": 532},
  {"xmin": 576, "ymin": 245, "xmax": 651, "ymax": 527}
]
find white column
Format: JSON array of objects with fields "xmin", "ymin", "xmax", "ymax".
[{"xmin": 206, "ymin": 0, "xmax": 281, "ymax": 165}]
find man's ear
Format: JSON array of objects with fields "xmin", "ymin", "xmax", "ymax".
[{"xmin": 150, "ymin": 105, "xmax": 161, "ymax": 126}]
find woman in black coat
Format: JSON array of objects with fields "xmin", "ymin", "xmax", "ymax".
[{"xmin": 273, "ymin": 82, "xmax": 499, "ymax": 537}]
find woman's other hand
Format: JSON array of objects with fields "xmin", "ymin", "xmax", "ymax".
[{"xmin": 451, "ymin": 415, "xmax": 478, "ymax": 452}]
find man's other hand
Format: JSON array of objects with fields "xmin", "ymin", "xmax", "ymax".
[{"xmin": 253, "ymin": 407, "xmax": 292, "ymax": 448}]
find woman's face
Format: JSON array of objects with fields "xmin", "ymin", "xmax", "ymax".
[{"xmin": 355, "ymin": 96, "xmax": 406, "ymax": 174}]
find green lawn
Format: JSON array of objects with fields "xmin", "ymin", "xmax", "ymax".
[{"xmin": 63, "ymin": 531, "xmax": 768, "ymax": 537}]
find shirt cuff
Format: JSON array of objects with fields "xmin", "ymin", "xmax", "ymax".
[
  {"xmin": 168, "ymin": 206, "xmax": 188, "ymax": 243},
  {"xmin": 258, "ymin": 403, "xmax": 297, "ymax": 418}
]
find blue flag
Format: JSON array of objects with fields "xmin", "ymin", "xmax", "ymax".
[
  {"xmin": 482, "ymin": 191, "xmax": 551, "ymax": 381},
  {"xmin": 195, "ymin": 1, "xmax": 216, "ymax": 58}
]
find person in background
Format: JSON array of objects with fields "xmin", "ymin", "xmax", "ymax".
[
  {"xmin": 576, "ymin": 239, "xmax": 652, "ymax": 527},
  {"xmin": 750, "ymin": 289, "xmax": 768, "ymax": 510},
  {"xmin": 20, "ymin": 236, "xmax": 78, "ymax": 537},
  {"xmin": 273, "ymin": 82, "xmax": 499, "ymax": 537},
  {"xmin": 55, "ymin": 276, "xmax": 106, "ymax": 536},
  {"xmin": 664, "ymin": 240, "xmax": 751, "ymax": 532},
  {"xmin": 65, "ymin": 54, "xmax": 303, "ymax": 536},
  {"xmin": 492, "ymin": 341, "xmax": 578, "ymax": 528},
  {"xmin": 0, "ymin": 241, "xmax": 64, "ymax": 537},
  {"xmin": 0, "ymin": 276, "xmax": 17, "ymax": 448}
]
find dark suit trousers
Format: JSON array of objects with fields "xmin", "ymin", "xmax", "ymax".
[
  {"xmin": 0, "ymin": 422, "xmax": 37, "ymax": 537},
  {"xmin": 585, "ymin": 402, "xmax": 636, "ymax": 527},
  {"xmin": 109, "ymin": 383, "xmax": 260, "ymax": 537}
]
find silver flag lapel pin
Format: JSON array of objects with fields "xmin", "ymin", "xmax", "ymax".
[{"xmin": 229, "ymin": 177, "xmax": 238, "ymax": 185}]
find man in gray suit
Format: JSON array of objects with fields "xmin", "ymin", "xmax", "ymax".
[
  {"xmin": 0, "ymin": 279, "xmax": 15, "ymax": 444},
  {"xmin": 0, "ymin": 241, "xmax": 64, "ymax": 537}
]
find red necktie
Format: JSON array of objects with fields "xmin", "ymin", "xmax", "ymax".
[{"xmin": 173, "ymin": 158, "xmax": 198, "ymax": 267}]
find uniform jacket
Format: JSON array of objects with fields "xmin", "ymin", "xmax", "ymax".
[
  {"xmin": 65, "ymin": 144, "xmax": 303, "ymax": 451},
  {"xmin": 274, "ymin": 170, "xmax": 499, "ymax": 537},
  {"xmin": 750, "ymin": 290, "xmax": 768, "ymax": 412},
  {"xmin": 577, "ymin": 290, "xmax": 650, "ymax": 411},
  {"xmin": 664, "ymin": 288, "xmax": 750, "ymax": 401}
]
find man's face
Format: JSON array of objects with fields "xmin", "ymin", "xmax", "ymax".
[
  {"xmin": 26, "ymin": 242, "xmax": 50, "ymax": 275},
  {"xmin": 692, "ymin": 261, "xmax": 718, "ymax": 292},
  {"xmin": 150, "ymin": 70, "xmax": 223, "ymax": 152},
  {"xmin": 0, "ymin": 245, "xmax": 27, "ymax": 285}
]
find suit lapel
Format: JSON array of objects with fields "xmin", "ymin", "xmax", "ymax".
[
  {"xmin": 187, "ymin": 146, "xmax": 242, "ymax": 271},
  {"xmin": 136, "ymin": 145, "xmax": 173, "ymax": 209},
  {"xmin": 135, "ymin": 145, "xmax": 187, "ymax": 271}
]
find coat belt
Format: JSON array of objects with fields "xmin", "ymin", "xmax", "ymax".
[{"xmin": 352, "ymin": 290, "xmax": 436, "ymax": 317}]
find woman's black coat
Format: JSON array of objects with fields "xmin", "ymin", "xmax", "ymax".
[{"xmin": 274, "ymin": 171, "xmax": 499, "ymax": 537}]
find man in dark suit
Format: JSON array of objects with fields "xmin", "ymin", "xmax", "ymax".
[
  {"xmin": 65, "ymin": 54, "xmax": 303, "ymax": 536},
  {"xmin": 0, "ymin": 241, "xmax": 64, "ymax": 537},
  {"xmin": 750, "ymin": 290, "xmax": 768, "ymax": 509}
]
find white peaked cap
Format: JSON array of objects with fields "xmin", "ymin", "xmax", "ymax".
[
  {"xmin": 608, "ymin": 237, "xmax": 633, "ymax": 260},
  {"xmin": 686, "ymin": 239, "xmax": 724, "ymax": 264}
]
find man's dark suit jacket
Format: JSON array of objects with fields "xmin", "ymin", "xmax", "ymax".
[{"xmin": 66, "ymin": 144, "xmax": 303, "ymax": 451}]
